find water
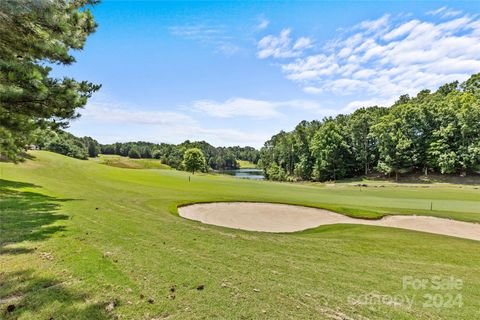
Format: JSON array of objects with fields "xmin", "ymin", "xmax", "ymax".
[{"xmin": 220, "ymin": 168, "xmax": 265, "ymax": 180}]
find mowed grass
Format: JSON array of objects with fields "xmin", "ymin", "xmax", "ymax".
[
  {"xmin": 1, "ymin": 151, "xmax": 479, "ymax": 319},
  {"xmin": 96, "ymin": 154, "xmax": 171, "ymax": 170}
]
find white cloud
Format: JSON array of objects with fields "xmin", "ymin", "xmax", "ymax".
[
  {"xmin": 356, "ymin": 14, "xmax": 390, "ymax": 33},
  {"xmin": 257, "ymin": 29, "xmax": 313, "ymax": 59},
  {"xmin": 190, "ymin": 97, "xmax": 324, "ymax": 118},
  {"xmin": 191, "ymin": 98, "xmax": 282, "ymax": 118},
  {"xmin": 185, "ymin": 127, "xmax": 269, "ymax": 146},
  {"xmin": 271, "ymin": 10, "xmax": 480, "ymax": 107},
  {"xmin": 303, "ymin": 86, "xmax": 323, "ymax": 94},
  {"xmin": 342, "ymin": 98, "xmax": 396, "ymax": 114},
  {"xmin": 293, "ymin": 37, "xmax": 313, "ymax": 50},
  {"xmin": 383, "ymin": 20, "xmax": 420, "ymax": 40},
  {"xmin": 82, "ymin": 99, "xmax": 194, "ymax": 126},
  {"xmin": 72, "ymin": 95, "xmax": 271, "ymax": 147},
  {"xmin": 282, "ymin": 54, "xmax": 339, "ymax": 80}
]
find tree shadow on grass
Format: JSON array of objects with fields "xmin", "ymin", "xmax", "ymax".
[
  {"xmin": 0, "ymin": 180, "xmax": 109, "ymax": 318},
  {"xmin": 0, "ymin": 179, "xmax": 72, "ymax": 255},
  {"xmin": 0, "ymin": 270, "xmax": 109, "ymax": 319}
]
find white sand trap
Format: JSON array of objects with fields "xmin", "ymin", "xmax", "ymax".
[{"xmin": 178, "ymin": 202, "xmax": 480, "ymax": 241}]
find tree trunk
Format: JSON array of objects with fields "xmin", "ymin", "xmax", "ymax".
[{"xmin": 395, "ymin": 171, "xmax": 398, "ymax": 181}]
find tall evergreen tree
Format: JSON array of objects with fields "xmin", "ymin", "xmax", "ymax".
[{"xmin": 0, "ymin": 0, "xmax": 100, "ymax": 161}]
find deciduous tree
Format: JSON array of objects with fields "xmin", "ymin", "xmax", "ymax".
[{"xmin": 183, "ymin": 148, "xmax": 206, "ymax": 174}]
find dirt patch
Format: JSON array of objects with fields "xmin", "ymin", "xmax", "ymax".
[{"xmin": 178, "ymin": 202, "xmax": 480, "ymax": 241}]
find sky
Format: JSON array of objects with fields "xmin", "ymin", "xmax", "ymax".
[{"xmin": 56, "ymin": 0, "xmax": 480, "ymax": 148}]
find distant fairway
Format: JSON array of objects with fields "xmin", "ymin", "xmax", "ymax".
[
  {"xmin": 237, "ymin": 159, "xmax": 257, "ymax": 168},
  {"xmin": 1, "ymin": 151, "xmax": 480, "ymax": 319},
  {"xmin": 96, "ymin": 154, "xmax": 172, "ymax": 170}
]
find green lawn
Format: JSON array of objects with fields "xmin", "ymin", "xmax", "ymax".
[{"xmin": 1, "ymin": 151, "xmax": 479, "ymax": 319}]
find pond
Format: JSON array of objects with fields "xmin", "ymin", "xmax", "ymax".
[{"xmin": 220, "ymin": 168, "xmax": 265, "ymax": 180}]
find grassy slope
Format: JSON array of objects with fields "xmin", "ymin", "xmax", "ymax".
[
  {"xmin": 95, "ymin": 154, "xmax": 171, "ymax": 170},
  {"xmin": 1, "ymin": 151, "xmax": 479, "ymax": 319}
]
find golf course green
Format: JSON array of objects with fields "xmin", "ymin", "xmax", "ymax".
[{"xmin": 1, "ymin": 151, "xmax": 480, "ymax": 319}]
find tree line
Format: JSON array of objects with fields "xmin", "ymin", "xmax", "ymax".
[
  {"xmin": 259, "ymin": 73, "xmax": 480, "ymax": 181},
  {"xmin": 32, "ymin": 130, "xmax": 260, "ymax": 172},
  {"xmin": 34, "ymin": 129, "xmax": 100, "ymax": 160},
  {"xmin": 100, "ymin": 140, "xmax": 259, "ymax": 171}
]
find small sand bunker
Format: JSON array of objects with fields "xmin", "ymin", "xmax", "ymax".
[{"xmin": 178, "ymin": 202, "xmax": 480, "ymax": 241}]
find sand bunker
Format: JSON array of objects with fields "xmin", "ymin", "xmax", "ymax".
[{"xmin": 178, "ymin": 202, "xmax": 480, "ymax": 241}]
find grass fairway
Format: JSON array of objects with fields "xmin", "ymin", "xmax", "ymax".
[
  {"xmin": 1, "ymin": 151, "xmax": 480, "ymax": 319},
  {"xmin": 237, "ymin": 159, "xmax": 257, "ymax": 168},
  {"xmin": 96, "ymin": 154, "xmax": 171, "ymax": 170}
]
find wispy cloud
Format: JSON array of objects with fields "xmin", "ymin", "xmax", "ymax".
[
  {"xmin": 82, "ymin": 98, "xmax": 194, "ymax": 126},
  {"xmin": 169, "ymin": 24, "xmax": 240, "ymax": 54},
  {"xmin": 257, "ymin": 29, "xmax": 313, "ymax": 59},
  {"xmin": 191, "ymin": 98, "xmax": 282, "ymax": 118},
  {"xmin": 73, "ymin": 95, "xmax": 271, "ymax": 147},
  {"xmin": 427, "ymin": 7, "xmax": 462, "ymax": 18},
  {"xmin": 427, "ymin": 7, "xmax": 447, "ymax": 16},
  {"xmin": 259, "ymin": 10, "xmax": 480, "ymax": 112},
  {"xmin": 190, "ymin": 97, "xmax": 325, "ymax": 118},
  {"xmin": 256, "ymin": 17, "xmax": 270, "ymax": 30}
]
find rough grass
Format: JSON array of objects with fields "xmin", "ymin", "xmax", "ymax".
[
  {"xmin": 95, "ymin": 154, "xmax": 171, "ymax": 170},
  {"xmin": 1, "ymin": 151, "xmax": 479, "ymax": 319}
]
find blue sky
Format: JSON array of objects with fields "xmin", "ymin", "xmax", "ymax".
[{"xmin": 57, "ymin": 1, "xmax": 480, "ymax": 148}]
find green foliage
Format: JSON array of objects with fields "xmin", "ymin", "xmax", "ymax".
[
  {"xmin": 128, "ymin": 147, "xmax": 141, "ymax": 159},
  {"xmin": 183, "ymin": 148, "xmax": 206, "ymax": 174},
  {"xmin": 260, "ymin": 73, "xmax": 480, "ymax": 181},
  {"xmin": 461, "ymin": 73, "xmax": 480, "ymax": 98},
  {"xmin": 100, "ymin": 140, "xmax": 259, "ymax": 172},
  {"xmin": 311, "ymin": 120, "xmax": 352, "ymax": 181},
  {"xmin": 44, "ymin": 136, "xmax": 88, "ymax": 160},
  {"xmin": 348, "ymin": 107, "xmax": 387, "ymax": 175},
  {"xmin": 266, "ymin": 162, "xmax": 287, "ymax": 181},
  {"xmin": 35, "ymin": 129, "xmax": 98, "ymax": 160},
  {"xmin": 152, "ymin": 150, "xmax": 161, "ymax": 159},
  {"xmin": 83, "ymin": 136, "xmax": 100, "ymax": 158},
  {"xmin": 0, "ymin": 0, "xmax": 100, "ymax": 162}
]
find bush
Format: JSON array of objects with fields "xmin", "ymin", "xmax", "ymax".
[
  {"xmin": 266, "ymin": 163, "xmax": 287, "ymax": 181},
  {"xmin": 152, "ymin": 150, "xmax": 161, "ymax": 159}
]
